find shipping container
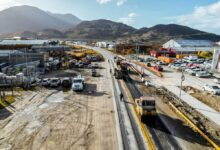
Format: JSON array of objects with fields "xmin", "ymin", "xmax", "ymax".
[{"xmin": 158, "ymin": 56, "xmax": 175, "ymax": 64}]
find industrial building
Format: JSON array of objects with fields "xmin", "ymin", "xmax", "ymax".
[
  {"xmin": 163, "ymin": 39, "xmax": 215, "ymax": 53},
  {"xmin": 0, "ymin": 39, "xmax": 70, "ymax": 65},
  {"xmin": 32, "ymin": 45, "xmax": 70, "ymax": 52},
  {"xmin": 0, "ymin": 50, "xmax": 44, "ymax": 66},
  {"xmin": 0, "ymin": 39, "xmax": 49, "ymax": 46}
]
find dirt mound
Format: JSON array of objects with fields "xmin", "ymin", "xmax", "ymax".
[{"xmin": 182, "ymin": 86, "xmax": 220, "ymax": 112}]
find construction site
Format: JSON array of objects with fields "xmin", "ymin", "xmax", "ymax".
[
  {"xmin": 2, "ymin": 1, "xmax": 220, "ymax": 149},
  {"xmin": 0, "ymin": 40, "xmax": 220, "ymax": 150},
  {"xmin": 0, "ymin": 49, "xmax": 119, "ymax": 150}
]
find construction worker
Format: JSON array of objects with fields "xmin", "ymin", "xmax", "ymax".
[{"xmin": 120, "ymin": 93, "xmax": 124, "ymax": 101}]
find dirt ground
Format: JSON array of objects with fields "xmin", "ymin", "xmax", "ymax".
[
  {"xmin": 0, "ymin": 62, "xmax": 118, "ymax": 150},
  {"xmin": 182, "ymin": 86, "xmax": 220, "ymax": 112}
]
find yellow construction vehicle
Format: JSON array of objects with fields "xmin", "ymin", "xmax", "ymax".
[
  {"xmin": 197, "ymin": 51, "xmax": 213, "ymax": 59},
  {"xmin": 135, "ymin": 96, "xmax": 156, "ymax": 121}
]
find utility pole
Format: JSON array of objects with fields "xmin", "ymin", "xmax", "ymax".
[
  {"xmin": 135, "ymin": 38, "xmax": 139, "ymax": 64},
  {"xmin": 179, "ymin": 49, "xmax": 185, "ymax": 104}
]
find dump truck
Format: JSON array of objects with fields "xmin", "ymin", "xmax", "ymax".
[{"xmin": 135, "ymin": 96, "xmax": 156, "ymax": 121}]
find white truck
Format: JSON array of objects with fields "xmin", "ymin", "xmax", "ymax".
[{"xmin": 72, "ymin": 75, "xmax": 85, "ymax": 91}]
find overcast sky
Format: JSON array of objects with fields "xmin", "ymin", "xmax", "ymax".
[{"xmin": 0, "ymin": 0, "xmax": 220, "ymax": 34}]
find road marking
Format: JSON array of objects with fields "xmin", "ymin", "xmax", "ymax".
[
  {"xmin": 169, "ymin": 102, "xmax": 220, "ymax": 150},
  {"xmin": 120, "ymin": 80, "xmax": 155, "ymax": 150}
]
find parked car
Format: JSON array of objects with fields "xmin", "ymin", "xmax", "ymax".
[
  {"xmin": 195, "ymin": 71, "xmax": 211, "ymax": 78},
  {"xmin": 156, "ymin": 61, "xmax": 167, "ymax": 65},
  {"xmin": 185, "ymin": 66, "xmax": 200, "ymax": 72},
  {"xmin": 41, "ymin": 78, "xmax": 50, "ymax": 86},
  {"xmin": 92, "ymin": 63, "xmax": 99, "ymax": 68},
  {"xmin": 173, "ymin": 63, "xmax": 187, "ymax": 70},
  {"xmin": 153, "ymin": 65, "xmax": 163, "ymax": 72},
  {"xmin": 78, "ymin": 62, "xmax": 84, "ymax": 68},
  {"xmin": 91, "ymin": 56, "xmax": 97, "ymax": 61},
  {"xmin": 169, "ymin": 62, "xmax": 180, "ymax": 68},
  {"xmin": 62, "ymin": 77, "xmax": 72, "ymax": 88},
  {"xmin": 203, "ymin": 84, "xmax": 220, "ymax": 95},
  {"xmin": 88, "ymin": 64, "xmax": 92, "ymax": 68},
  {"xmin": 187, "ymin": 68, "xmax": 202, "ymax": 76},
  {"xmin": 50, "ymin": 78, "xmax": 61, "ymax": 87},
  {"xmin": 196, "ymin": 59, "xmax": 205, "ymax": 64},
  {"xmin": 214, "ymin": 78, "xmax": 220, "ymax": 84},
  {"xmin": 172, "ymin": 64, "xmax": 180, "ymax": 69},
  {"xmin": 92, "ymin": 69, "xmax": 97, "ymax": 77},
  {"xmin": 70, "ymin": 59, "xmax": 77, "ymax": 64}
]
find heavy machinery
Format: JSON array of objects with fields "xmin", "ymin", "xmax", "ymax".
[
  {"xmin": 135, "ymin": 96, "xmax": 156, "ymax": 121},
  {"xmin": 114, "ymin": 56, "xmax": 129, "ymax": 79},
  {"xmin": 114, "ymin": 63, "xmax": 129, "ymax": 79}
]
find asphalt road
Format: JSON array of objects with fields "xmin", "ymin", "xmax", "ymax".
[{"xmin": 126, "ymin": 72, "xmax": 212, "ymax": 150}]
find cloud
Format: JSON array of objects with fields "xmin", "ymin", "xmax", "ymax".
[
  {"xmin": 0, "ymin": 0, "xmax": 22, "ymax": 11},
  {"xmin": 116, "ymin": 0, "xmax": 127, "ymax": 6},
  {"xmin": 118, "ymin": 12, "xmax": 137, "ymax": 25},
  {"xmin": 96, "ymin": 0, "xmax": 112, "ymax": 5},
  {"xmin": 96, "ymin": 0, "xmax": 127, "ymax": 6},
  {"xmin": 170, "ymin": 1, "xmax": 220, "ymax": 34}
]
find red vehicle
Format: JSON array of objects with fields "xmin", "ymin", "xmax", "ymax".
[
  {"xmin": 187, "ymin": 63, "xmax": 200, "ymax": 68},
  {"xmin": 153, "ymin": 65, "xmax": 163, "ymax": 72}
]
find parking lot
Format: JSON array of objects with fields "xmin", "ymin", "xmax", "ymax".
[
  {"xmin": 0, "ymin": 58, "xmax": 119, "ymax": 150},
  {"xmin": 130, "ymin": 55, "xmax": 220, "ymax": 114}
]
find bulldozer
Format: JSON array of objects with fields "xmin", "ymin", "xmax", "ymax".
[{"xmin": 135, "ymin": 96, "xmax": 156, "ymax": 121}]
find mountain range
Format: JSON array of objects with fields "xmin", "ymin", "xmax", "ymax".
[
  {"xmin": 0, "ymin": 5, "xmax": 220, "ymax": 43},
  {"xmin": 0, "ymin": 5, "xmax": 81, "ymax": 34}
]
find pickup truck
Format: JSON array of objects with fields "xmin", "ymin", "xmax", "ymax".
[{"xmin": 72, "ymin": 75, "xmax": 85, "ymax": 91}]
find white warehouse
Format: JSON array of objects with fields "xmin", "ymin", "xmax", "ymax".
[{"xmin": 163, "ymin": 39, "xmax": 215, "ymax": 53}]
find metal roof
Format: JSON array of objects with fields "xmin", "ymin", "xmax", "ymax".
[
  {"xmin": 0, "ymin": 50, "xmax": 23, "ymax": 56},
  {"xmin": 175, "ymin": 39, "xmax": 214, "ymax": 47},
  {"xmin": 0, "ymin": 40, "xmax": 49, "ymax": 45},
  {"xmin": 175, "ymin": 47, "xmax": 215, "ymax": 51},
  {"xmin": 32, "ymin": 45, "xmax": 70, "ymax": 51}
]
